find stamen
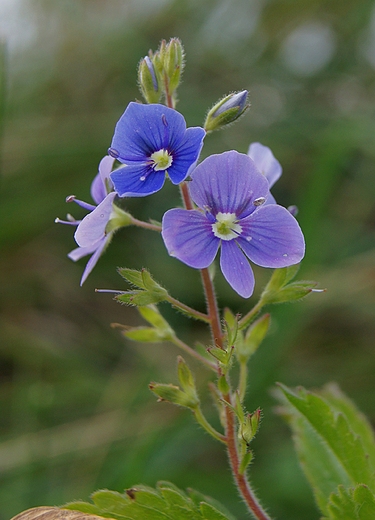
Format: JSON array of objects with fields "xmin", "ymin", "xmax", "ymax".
[
  {"xmin": 150, "ymin": 149, "xmax": 173, "ymax": 171},
  {"xmin": 212, "ymin": 212, "xmax": 242, "ymax": 241},
  {"xmin": 253, "ymin": 197, "xmax": 266, "ymax": 206},
  {"xmin": 108, "ymin": 147, "xmax": 120, "ymax": 159}
]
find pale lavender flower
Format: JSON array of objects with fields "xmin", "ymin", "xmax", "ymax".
[
  {"xmin": 162, "ymin": 151, "xmax": 305, "ymax": 298},
  {"xmin": 248, "ymin": 142, "xmax": 282, "ymax": 204},
  {"xmin": 56, "ymin": 156, "xmax": 123, "ymax": 285}
]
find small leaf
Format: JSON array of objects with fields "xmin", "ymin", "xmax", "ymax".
[
  {"xmin": 122, "ymin": 327, "xmax": 166, "ymax": 343},
  {"xmin": 138, "ymin": 305, "xmax": 171, "ymax": 331},
  {"xmin": 117, "ymin": 268, "xmax": 145, "ymax": 289}
]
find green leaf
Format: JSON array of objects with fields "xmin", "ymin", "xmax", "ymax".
[
  {"xmin": 324, "ymin": 484, "xmax": 375, "ymax": 520},
  {"xmin": 278, "ymin": 384, "xmax": 375, "ymax": 515},
  {"xmin": 118, "ymin": 268, "xmax": 145, "ymax": 288},
  {"xmin": 59, "ymin": 482, "xmax": 236, "ymax": 520},
  {"xmin": 122, "ymin": 327, "xmax": 167, "ymax": 343},
  {"xmin": 116, "ymin": 290, "xmax": 167, "ymax": 306},
  {"xmin": 320, "ymin": 383, "xmax": 375, "ymax": 474},
  {"xmin": 138, "ymin": 305, "xmax": 171, "ymax": 330},
  {"xmin": 200, "ymin": 503, "xmax": 231, "ymax": 520}
]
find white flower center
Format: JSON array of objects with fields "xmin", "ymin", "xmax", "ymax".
[
  {"xmin": 150, "ymin": 149, "xmax": 173, "ymax": 171},
  {"xmin": 212, "ymin": 212, "xmax": 242, "ymax": 241}
]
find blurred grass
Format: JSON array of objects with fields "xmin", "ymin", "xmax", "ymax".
[{"xmin": 1, "ymin": 0, "xmax": 375, "ymax": 519}]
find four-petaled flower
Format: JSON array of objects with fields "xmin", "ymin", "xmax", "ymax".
[
  {"xmin": 248, "ymin": 142, "xmax": 282, "ymax": 204},
  {"xmin": 108, "ymin": 102, "xmax": 206, "ymax": 197},
  {"xmin": 57, "ymin": 156, "xmax": 129, "ymax": 285},
  {"xmin": 161, "ymin": 151, "xmax": 305, "ymax": 298}
]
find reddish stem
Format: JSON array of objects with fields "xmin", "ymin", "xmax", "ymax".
[{"xmin": 224, "ymin": 393, "xmax": 272, "ymax": 520}]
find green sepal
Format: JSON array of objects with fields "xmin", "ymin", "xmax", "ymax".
[
  {"xmin": 116, "ymin": 268, "xmax": 169, "ymax": 307},
  {"xmin": 122, "ymin": 305, "xmax": 174, "ymax": 343},
  {"xmin": 149, "ymin": 382, "xmax": 199, "ymax": 409},
  {"xmin": 138, "ymin": 56, "xmax": 162, "ymax": 104},
  {"xmin": 122, "ymin": 326, "xmax": 169, "ymax": 343},
  {"xmin": 223, "ymin": 308, "xmax": 239, "ymax": 346},
  {"xmin": 263, "ymin": 280, "xmax": 320, "ymax": 304},
  {"xmin": 106, "ymin": 205, "xmax": 133, "ymax": 233},
  {"xmin": 236, "ymin": 314, "xmax": 270, "ymax": 363},
  {"xmin": 177, "ymin": 356, "xmax": 197, "ymax": 396}
]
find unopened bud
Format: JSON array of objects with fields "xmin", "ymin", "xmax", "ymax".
[
  {"xmin": 149, "ymin": 382, "xmax": 199, "ymax": 409},
  {"xmin": 164, "ymin": 38, "xmax": 184, "ymax": 92},
  {"xmin": 138, "ymin": 55, "xmax": 161, "ymax": 104},
  {"xmin": 241, "ymin": 408, "xmax": 262, "ymax": 445},
  {"xmin": 204, "ymin": 91, "xmax": 249, "ymax": 132}
]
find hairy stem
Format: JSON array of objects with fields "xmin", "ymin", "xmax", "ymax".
[
  {"xmin": 238, "ymin": 299, "xmax": 264, "ymax": 330},
  {"xmin": 130, "ymin": 216, "xmax": 162, "ymax": 232},
  {"xmin": 167, "ymin": 295, "xmax": 210, "ymax": 323},
  {"xmin": 193, "ymin": 406, "xmax": 226, "ymax": 443},
  {"xmin": 223, "ymin": 392, "xmax": 272, "ymax": 520},
  {"xmin": 170, "ymin": 335, "xmax": 217, "ymax": 371}
]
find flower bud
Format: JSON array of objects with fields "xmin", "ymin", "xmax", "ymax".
[
  {"xmin": 138, "ymin": 55, "xmax": 162, "ymax": 104},
  {"xmin": 149, "ymin": 382, "xmax": 199, "ymax": 409},
  {"xmin": 164, "ymin": 38, "xmax": 184, "ymax": 92},
  {"xmin": 240, "ymin": 408, "xmax": 262, "ymax": 445},
  {"xmin": 204, "ymin": 91, "xmax": 249, "ymax": 132},
  {"xmin": 177, "ymin": 356, "xmax": 199, "ymax": 404}
]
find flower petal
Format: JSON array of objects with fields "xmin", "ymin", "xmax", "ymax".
[
  {"xmin": 247, "ymin": 142, "xmax": 282, "ymax": 189},
  {"xmin": 110, "ymin": 164, "xmax": 166, "ymax": 197},
  {"xmin": 79, "ymin": 234, "xmax": 112, "ymax": 286},
  {"xmin": 162, "ymin": 208, "xmax": 219, "ymax": 268},
  {"xmin": 189, "ymin": 151, "xmax": 269, "ymax": 218},
  {"xmin": 91, "ymin": 156, "xmax": 115, "ymax": 204},
  {"xmin": 238, "ymin": 204, "xmax": 305, "ymax": 268},
  {"xmin": 220, "ymin": 240, "xmax": 255, "ymax": 298},
  {"xmin": 110, "ymin": 103, "xmax": 186, "ymax": 162},
  {"xmin": 168, "ymin": 127, "xmax": 206, "ymax": 184},
  {"xmin": 74, "ymin": 192, "xmax": 116, "ymax": 248}
]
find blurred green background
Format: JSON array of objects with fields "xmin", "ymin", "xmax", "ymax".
[{"xmin": 1, "ymin": 0, "xmax": 375, "ymax": 519}]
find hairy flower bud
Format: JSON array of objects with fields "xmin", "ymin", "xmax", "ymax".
[
  {"xmin": 164, "ymin": 38, "xmax": 184, "ymax": 92},
  {"xmin": 204, "ymin": 91, "xmax": 249, "ymax": 132},
  {"xmin": 138, "ymin": 55, "xmax": 161, "ymax": 104}
]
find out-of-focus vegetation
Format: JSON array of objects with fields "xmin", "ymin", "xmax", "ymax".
[{"xmin": 1, "ymin": 1, "xmax": 375, "ymax": 519}]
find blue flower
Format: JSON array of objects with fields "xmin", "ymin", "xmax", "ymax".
[
  {"xmin": 247, "ymin": 142, "xmax": 282, "ymax": 204},
  {"xmin": 108, "ymin": 102, "xmax": 206, "ymax": 197},
  {"xmin": 57, "ymin": 156, "xmax": 129, "ymax": 285},
  {"xmin": 162, "ymin": 151, "xmax": 305, "ymax": 298}
]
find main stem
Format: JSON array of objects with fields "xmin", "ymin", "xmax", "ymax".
[{"xmin": 224, "ymin": 393, "xmax": 272, "ymax": 520}]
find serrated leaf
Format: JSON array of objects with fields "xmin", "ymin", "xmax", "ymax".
[
  {"xmin": 279, "ymin": 384, "xmax": 375, "ymax": 515},
  {"xmin": 187, "ymin": 489, "xmax": 237, "ymax": 520},
  {"xmin": 56, "ymin": 483, "xmax": 236, "ymax": 520},
  {"xmin": 320, "ymin": 384, "xmax": 375, "ymax": 473},
  {"xmin": 324, "ymin": 484, "xmax": 375, "ymax": 520},
  {"xmin": 200, "ymin": 503, "xmax": 229, "ymax": 520}
]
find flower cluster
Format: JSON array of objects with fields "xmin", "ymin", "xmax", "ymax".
[{"xmin": 58, "ymin": 77, "xmax": 305, "ymax": 298}]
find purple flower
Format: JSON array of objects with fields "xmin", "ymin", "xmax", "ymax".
[
  {"xmin": 57, "ymin": 156, "xmax": 129, "ymax": 285},
  {"xmin": 162, "ymin": 151, "xmax": 305, "ymax": 298},
  {"xmin": 108, "ymin": 102, "xmax": 205, "ymax": 197},
  {"xmin": 248, "ymin": 142, "xmax": 282, "ymax": 204}
]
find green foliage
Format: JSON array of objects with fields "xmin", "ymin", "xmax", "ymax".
[
  {"xmin": 121, "ymin": 305, "xmax": 174, "ymax": 343},
  {"xmin": 63, "ymin": 481, "xmax": 236, "ymax": 520},
  {"xmin": 324, "ymin": 484, "xmax": 375, "ymax": 520},
  {"xmin": 260, "ymin": 266, "xmax": 319, "ymax": 305},
  {"xmin": 278, "ymin": 384, "xmax": 375, "ymax": 517},
  {"xmin": 116, "ymin": 269, "xmax": 169, "ymax": 306}
]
